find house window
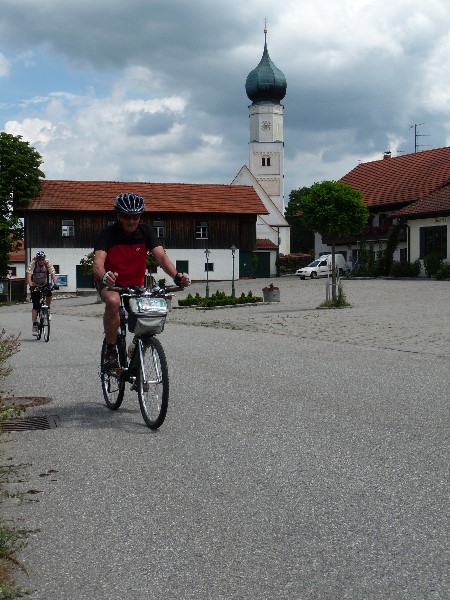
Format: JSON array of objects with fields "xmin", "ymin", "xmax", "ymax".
[
  {"xmin": 153, "ymin": 220, "xmax": 165, "ymax": 238},
  {"xmin": 195, "ymin": 221, "xmax": 208, "ymax": 239},
  {"xmin": 7, "ymin": 266, "xmax": 17, "ymax": 276},
  {"xmin": 176, "ymin": 260, "xmax": 189, "ymax": 274},
  {"xmin": 420, "ymin": 225, "xmax": 447, "ymax": 259},
  {"xmin": 107, "ymin": 220, "xmax": 116, "ymax": 227},
  {"xmin": 204, "ymin": 262, "xmax": 214, "ymax": 272},
  {"xmin": 62, "ymin": 220, "xmax": 75, "ymax": 237},
  {"xmin": 52, "ymin": 265, "xmax": 60, "ymax": 274},
  {"xmin": 261, "ymin": 157, "xmax": 271, "ymax": 167}
]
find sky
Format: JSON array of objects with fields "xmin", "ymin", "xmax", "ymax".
[{"xmin": 1, "ymin": 0, "xmax": 450, "ymax": 202}]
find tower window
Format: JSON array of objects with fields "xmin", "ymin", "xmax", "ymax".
[{"xmin": 262, "ymin": 157, "xmax": 271, "ymax": 167}]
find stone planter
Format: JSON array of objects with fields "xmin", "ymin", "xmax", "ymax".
[{"xmin": 262, "ymin": 289, "xmax": 280, "ymax": 302}]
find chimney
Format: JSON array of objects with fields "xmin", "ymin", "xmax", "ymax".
[{"xmin": 383, "ymin": 151, "xmax": 391, "ymax": 159}]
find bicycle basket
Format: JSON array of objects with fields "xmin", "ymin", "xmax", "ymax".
[{"xmin": 127, "ymin": 296, "xmax": 168, "ymax": 335}]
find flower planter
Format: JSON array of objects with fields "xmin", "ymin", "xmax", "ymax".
[{"xmin": 262, "ymin": 289, "xmax": 280, "ymax": 302}]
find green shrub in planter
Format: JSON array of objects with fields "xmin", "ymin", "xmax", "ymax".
[{"xmin": 178, "ymin": 290, "xmax": 262, "ymax": 307}]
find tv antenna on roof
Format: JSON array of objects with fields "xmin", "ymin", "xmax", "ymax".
[{"xmin": 410, "ymin": 123, "xmax": 430, "ymax": 153}]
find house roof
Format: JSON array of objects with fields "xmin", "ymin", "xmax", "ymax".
[
  {"xmin": 394, "ymin": 184, "xmax": 450, "ymax": 218},
  {"xmin": 22, "ymin": 180, "xmax": 268, "ymax": 215},
  {"xmin": 340, "ymin": 146, "xmax": 450, "ymax": 208},
  {"xmin": 256, "ymin": 238, "xmax": 278, "ymax": 250},
  {"xmin": 8, "ymin": 240, "xmax": 25, "ymax": 262}
]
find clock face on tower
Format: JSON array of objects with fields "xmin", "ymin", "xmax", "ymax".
[{"xmin": 261, "ymin": 120, "xmax": 271, "ymax": 130}]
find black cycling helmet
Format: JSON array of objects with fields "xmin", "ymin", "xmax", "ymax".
[
  {"xmin": 36, "ymin": 250, "xmax": 46, "ymax": 259},
  {"xmin": 114, "ymin": 193, "xmax": 145, "ymax": 214}
]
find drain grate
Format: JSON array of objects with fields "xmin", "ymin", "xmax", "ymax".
[{"xmin": 0, "ymin": 415, "xmax": 63, "ymax": 432}]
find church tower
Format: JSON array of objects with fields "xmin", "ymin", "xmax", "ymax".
[{"xmin": 245, "ymin": 26, "xmax": 287, "ymax": 215}]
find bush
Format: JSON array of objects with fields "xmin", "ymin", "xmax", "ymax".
[
  {"xmin": 356, "ymin": 241, "xmax": 381, "ymax": 277},
  {"xmin": 178, "ymin": 290, "xmax": 262, "ymax": 307},
  {"xmin": 319, "ymin": 283, "xmax": 351, "ymax": 308},
  {"xmin": 423, "ymin": 252, "xmax": 443, "ymax": 277},
  {"xmin": 277, "ymin": 254, "xmax": 312, "ymax": 273},
  {"xmin": 390, "ymin": 260, "xmax": 421, "ymax": 277},
  {"xmin": 435, "ymin": 261, "xmax": 450, "ymax": 280}
]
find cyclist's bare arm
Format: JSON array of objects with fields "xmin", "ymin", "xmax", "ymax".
[
  {"xmin": 93, "ymin": 250, "xmax": 118, "ymax": 287},
  {"xmin": 151, "ymin": 246, "xmax": 190, "ymax": 287}
]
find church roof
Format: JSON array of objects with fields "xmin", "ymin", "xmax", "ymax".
[
  {"xmin": 20, "ymin": 179, "xmax": 269, "ymax": 215},
  {"xmin": 245, "ymin": 32, "xmax": 286, "ymax": 105}
]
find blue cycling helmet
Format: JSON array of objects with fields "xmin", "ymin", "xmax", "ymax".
[{"xmin": 114, "ymin": 193, "xmax": 145, "ymax": 214}]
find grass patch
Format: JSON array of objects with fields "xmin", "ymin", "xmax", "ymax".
[
  {"xmin": 0, "ymin": 329, "xmax": 32, "ymax": 597},
  {"xmin": 319, "ymin": 283, "xmax": 351, "ymax": 309}
]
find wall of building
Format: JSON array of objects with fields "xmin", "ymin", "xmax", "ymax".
[
  {"xmin": 9, "ymin": 263, "xmax": 25, "ymax": 279},
  {"xmin": 27, "ymin": 247, "xmax": 93, "ymax": 292},
  {"xmin": 27, "ymin": 247, "xmax": 242, "ymax": 292},
  {"xmin": 408, "ymin": 217, "xmax": 450, "ymax": 263}
]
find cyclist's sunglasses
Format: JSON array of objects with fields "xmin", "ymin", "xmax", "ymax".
[{"xmin": 119, "ymin": 214, "xmax": 141, "ymax": 221}]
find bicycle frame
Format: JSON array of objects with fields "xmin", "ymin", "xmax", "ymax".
[
  {"xmin": 100, "ymin": 285, "xmax": 180, "ymax": 429},
  {"xmin": 35, "ymin": 285, "xmax": 51, "ymax": 342}
]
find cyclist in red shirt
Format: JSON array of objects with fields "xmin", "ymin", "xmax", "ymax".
[{"xmin": 93, "ymin": 193, "xmax": 190, "ymax": 369}]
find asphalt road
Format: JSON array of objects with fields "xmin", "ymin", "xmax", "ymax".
[{"xmin": 1, "ymin": 277, "xmax": 448, "ymax": 599}]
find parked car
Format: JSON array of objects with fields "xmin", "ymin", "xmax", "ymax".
[{"xmin": 295, "ymin": 254, "xmax": 349, "ymax": 279}]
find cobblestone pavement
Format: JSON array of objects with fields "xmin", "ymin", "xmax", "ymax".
[{"xmin": 49, "ymin": 276, "xmax": 450, "ymax": 358}]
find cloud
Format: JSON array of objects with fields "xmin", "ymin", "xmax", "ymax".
[
  {"xmin": 0, "ymin": 53, "xmax": 10, "ymax": 77},
  {"xmin": 1, "ymin": 0, "xmax": 450, "ymax": 196}
]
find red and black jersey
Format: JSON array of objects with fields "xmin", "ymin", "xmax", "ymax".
[{"xmin": 94, "ymin": 223, "xmax": 161, "ymax": 287}]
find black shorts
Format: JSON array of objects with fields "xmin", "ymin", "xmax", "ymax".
[{"xmin": 30, "ymin": 287, "xmax": 52, "ymax": 310}]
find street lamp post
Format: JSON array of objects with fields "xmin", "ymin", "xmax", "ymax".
[
  {"xmin": 204, "ymin": 248, "xmax": 210, "ymax": 298},
  {"xmin": 7, "ymin": 270, "xmax": 12, "ymax": 303},
  {"xmin": 230, "ymin": 244, "xmax": 237, "ymax": 298}
]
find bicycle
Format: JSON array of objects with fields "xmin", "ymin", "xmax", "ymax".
[
  {"xmin": 100, "ymin": 285, "xmax": 179, "ymax": 429},
  {"xmin": 33, "ymin": 285, "xmax": 56, "ymax": 342}
]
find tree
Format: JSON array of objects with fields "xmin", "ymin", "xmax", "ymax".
[
  {"xmin": 298, "ymin": 180, "xmax": 369, "ymax": 300},
  {"xmin": 285, "ymin": 186, "xmax": 315, "ymax": 253},
  {"xmin": 0, "ymin": 132, "xmax": 45, "ymax": 276}
]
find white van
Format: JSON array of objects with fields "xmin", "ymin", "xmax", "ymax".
[{"xmin": 295, "ymin": 254, "xmax": 349, "ymax": 279}]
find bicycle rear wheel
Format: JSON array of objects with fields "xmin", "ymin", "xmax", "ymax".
[
  {"xmin": 101, "ymin": 339, "xmax": 125, "ymax": 410},
  {"xmin": 137, "ymin": 336, "xmax": 169, "ymax": 429},
  {"xmin": 41, "ymin": 308, "xmax": 50, "ymax": 342}
]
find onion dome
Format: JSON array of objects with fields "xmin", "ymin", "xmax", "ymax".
[{"xmin": 245, "ymin": 31, "xmax": 287, "ymax": 105}]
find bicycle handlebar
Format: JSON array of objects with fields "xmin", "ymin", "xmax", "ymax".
[{"xmin": 107, "ymin": 285, "xmax": 183, "ymax": 296}]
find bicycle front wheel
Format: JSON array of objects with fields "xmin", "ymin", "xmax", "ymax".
[
  {"xmin": 41, "ymin": 308, "xmax": 50, "ymax": 342},
  {"xmin": 101, "ymin": 339, "xmax": 125, "ymax": 410},
  {"xmin": 137, "ymin": 336, "xmax": 169, "ymax": 429}
]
